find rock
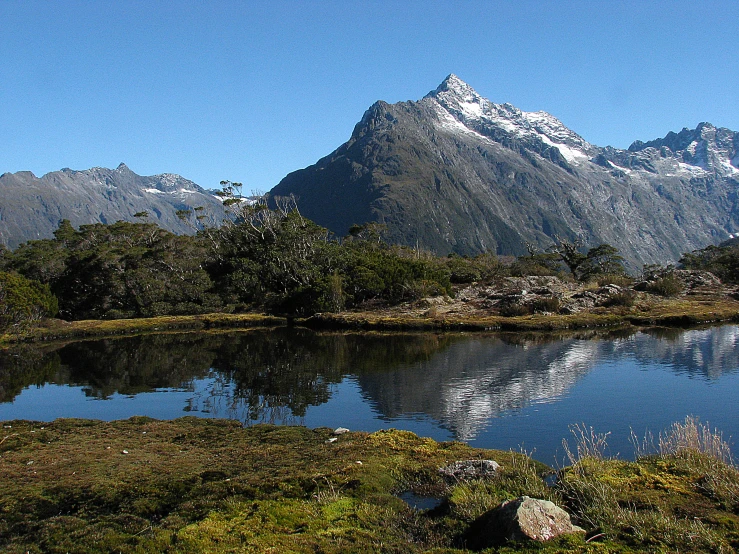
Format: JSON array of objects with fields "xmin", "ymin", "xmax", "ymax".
[
  {"xmin": 487, "ymin": 496, "xmax": 584, "ymax": 542},
  {"xmin": 325, "ymin": 437, "xmax": 338, "ymax": 444},
  {"xmin": 674, "ymin": 269, "xmax": 722, "ymax": 290},
  {"xmin": 333, "ymin": 427, "xmax": 350, "ymax": 435},
  {"xmin": 636, "ymin": 269, "xmax": 722, "ymax": 293},
  {"xmin": 439, "ymin": 459, "xmax": 500, "ymax": 481}
]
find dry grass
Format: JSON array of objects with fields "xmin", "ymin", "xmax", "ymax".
[
  {"xmin": 657, "ymin": 415, "xmax": 734, "ymax": 464},
  {"xmin": 557, "ymin": 418, "xmax": 739, "ymax": 551},
  {"xmin": 562, "ymin": 423, "xmax": 612, "ymax": 465},
  {"xmin": 0, "ymin": 313, "xmax": 285, "ymax": 346}
]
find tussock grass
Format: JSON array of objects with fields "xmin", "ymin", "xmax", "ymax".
[
  {"xmin": 658, "ymin": 415, "xmax": 734, "ymax": 464},
  {"xmin": 556, "ymin": 418, "xmax": 739, "ymax": 552}
]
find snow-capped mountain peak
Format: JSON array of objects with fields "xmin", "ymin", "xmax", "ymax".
[
  {"xmin": 425, "ymin": 74, "xmax": 592, "ymax": 164},
  {"xmin": 428, "ymin": 74, "xmax": 484, "ymax": 104},
  {"xmin": 629, "ymin": 121, "xmax": 739, "ymax": 177}
]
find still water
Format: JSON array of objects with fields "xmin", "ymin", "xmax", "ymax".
[{"xmin": 1, "ymin": 325, "xmax": 738, "ymax": 465}]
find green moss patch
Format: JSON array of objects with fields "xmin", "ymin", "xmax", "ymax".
[{"xmin": 1, "ymin": 418, "xmax": 738, "ymax": 552}]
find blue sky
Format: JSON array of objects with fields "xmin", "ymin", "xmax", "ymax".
[{"xmin": 1, "ymin": 1, "xmax": 737, "ymax": 192}]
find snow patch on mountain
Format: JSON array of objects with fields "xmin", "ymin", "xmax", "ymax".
[
  {"xmin": 678, "ymin": 162, "xmax": 710, "ymax": 176},
  {"xmin": 539, "ymin": 134, "xmax": 589, "ymax": 164},
  {"xmin": 427, "ymin": 74, "xmax": 592, "ymax": 165},
  {"xmin": 722, "ymin": 159, "xmax": 739, "ymax": 175},
  {"xmin": 156, "ymin": 173, "xmax": 181, "ymax": 187},
  {"xmin": 431, "ymin": 100, "xmax": 498, "ymax": 143}
]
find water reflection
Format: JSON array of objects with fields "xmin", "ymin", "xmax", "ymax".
[
  {"xmin": 1, "ymin": 326, "xmax": 738, "ymax": 441},
  {"xmin": 356, "ymin": 335, "xmax": 604, "ymax": 440},
  {"xmin": 634, "ymin": 326, "xmax": 739, "ymax": 379},
  {"xmin": 0, "ymin": 329, "xmax": 461, "ymax": 424}
]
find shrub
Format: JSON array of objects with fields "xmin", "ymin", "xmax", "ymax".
[
  {"xmin": 600, "ymin": 290, "xmax": 636, "ymax": 307},
  {"xmin": 444, "ymin": 255, "xmax": 481, "ymax": 284},
  {"xmin": 646, "ymin": 273, "xmax": 684, "ymax": 297},
  {"xmin": 0, "ymin": 271, "xmax": 58, "ymax": 329},
  {"xmin": 498, "ymin": 302, "xmax": 532, "ymax": 317},
  {"xmin": 531, "ymin": 296, "xmax": 561, "ymax": 314}
]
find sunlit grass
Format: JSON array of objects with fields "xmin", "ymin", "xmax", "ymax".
[{"xmin": 1, "ymin": 417, "xmax": 738, "ymax": 552}]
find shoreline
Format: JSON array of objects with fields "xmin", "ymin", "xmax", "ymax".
[{"xmin": 3, "ymin": 296, "xmax": 739, "ymax": 346}]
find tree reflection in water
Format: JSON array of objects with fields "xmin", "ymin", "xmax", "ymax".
[
  {"xmin": 0, "ymin": 329, "xmax": 460, "ymax": 424},
  {"xmin": 1, "ymin": 326, "xmax": 738, "ymax": 432}
]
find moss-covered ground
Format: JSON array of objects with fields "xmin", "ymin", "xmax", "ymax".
[{"xmin": 1, "ymin": 418, "xmax": 738, "ymax": 553}]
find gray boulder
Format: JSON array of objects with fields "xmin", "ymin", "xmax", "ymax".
[
  {"xmin": 489, "ymin": 495, "xmax": 584, "ymax": 542},
  {"xmin": 439, "ymin": 459, "xmax": 500, "ymax": 482}
]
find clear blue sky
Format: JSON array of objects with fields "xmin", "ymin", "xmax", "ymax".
[{"xmin": 1, "ymin": 1, "xmax": 737, "ymax": 192}]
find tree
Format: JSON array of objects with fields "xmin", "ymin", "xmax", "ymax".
[
  {"xmin": 578, "ymin": 244, "xmax": 626, "ymax": 281},
  {"xmin": 548, "ymin": 237, "xmax": 587, "ymax": 278},
  {"xmin": 4, "ymin": 220, "xmax": 218, "ymax": 320},
  {"xmin": 206, "ymin": 193, "xmax": 336, "ymax": 315},
  {"xmin": 680, "ymin": 243, "xmax": 739, "ymax": 283},
  {"xmin": 0, "ymin": 271, "xmax": 58, "ymax": 329},
  {"xmin": 546, "ymin": 238, "xmax": 626, "ymax": 281}
]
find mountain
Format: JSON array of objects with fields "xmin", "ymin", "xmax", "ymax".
[
  {"xmin": 271, "ymin": 74, "xmax": 739, "ymax": 269},
  {"xmin": 0, "ymin": 163, "xmax": 224, "ymax": 249}
]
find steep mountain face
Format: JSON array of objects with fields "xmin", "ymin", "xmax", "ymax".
[
  {"xmin": 0, "ymin": 163, "xmax": 224, "ymax": 248},
  {"xmin": 271, "ymin": 74, "xmax": 739, "ymax": 269}
]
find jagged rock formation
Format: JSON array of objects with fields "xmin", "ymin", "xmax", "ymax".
[
  {"xmin": 0, "ymin": 163, "xmax": 224, "ymax": 248},
  {"xmin": 271, "ymin": 74, "xmax": 739, "ymax": 270}
]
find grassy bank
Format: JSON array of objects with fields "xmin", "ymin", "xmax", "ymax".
[
  {"xmin": 3, "ymin": 297, "xmax": 739, "ymax": 347},
  {"xmin": 0, "ymin": 417, "xmax": 737, "ymax": 552},
  {"xmin": 0, "ymin": 313, "xmax": 286, "ymax": 346},
  {"xmin": 301, "ymin": 297, "xmax": 739, "ymax": 332}
]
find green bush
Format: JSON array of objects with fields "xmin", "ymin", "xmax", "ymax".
[
  {"xmin": 509, "ymin": 254, "xmax": 562, "ymax": 277},
  {"xmin": 647, "ymin": 273, "xmax": 684, "ymax": 297},
  {"xmin": 680, "ymin": 243, "xmax": 739, "ymax": 283},
  {"xmin": 0, "ymin": 271, "xmax": 58, "ymax": 329},
  {"xmin": 600, "ymin": 290, "xmax": 636, "ymax": 307},
  {"xmin": 444, "ymin": 255, "xmax": 482, "ymax": 284}
]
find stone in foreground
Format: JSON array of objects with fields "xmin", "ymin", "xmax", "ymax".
[{"xmin": 490, "ymin": 495, "xmax": 584, "ymax": 542}]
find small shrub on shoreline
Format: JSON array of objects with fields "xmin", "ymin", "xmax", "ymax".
[
  {"xmin": 600, "ymin": 289, "xmax": 636, "ymax": 307},
  {"xmin": 646, "ymin": 273, "xmax": 684, "ymax": 297}
]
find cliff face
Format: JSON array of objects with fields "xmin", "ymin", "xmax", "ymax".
[
  {"xmin": 0, "ymin": 163, "xmax": 224, "ymax": 248},
  {"xmin": 271, "ymin": 75, "xmax": 739, "ymax": 270}
]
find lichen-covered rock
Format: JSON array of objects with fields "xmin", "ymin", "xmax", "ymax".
[
  {"xmin": 490, "ymin": 495, "xmax": 584, "ymax": 542},
  {"xmin": 439, "ymin": 459, "xmax": 500, "ymax": 481}
]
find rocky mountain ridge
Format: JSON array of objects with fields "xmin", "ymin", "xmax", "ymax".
[
  {"xmin": 0, "ymin": 163, "xmax": 224, "ymax": 248},
  {"xmin": 271, "ymin": 74, "xmax": 739, "ymax": 270}
]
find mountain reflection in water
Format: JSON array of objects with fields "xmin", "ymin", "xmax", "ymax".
[
  {"xmin": 356, "ymin": 337, "xmax": 601, "ymax": 440},
  {"xmin": 0, "ymin": 325, "xmax": 738, "ymax": 449}
]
